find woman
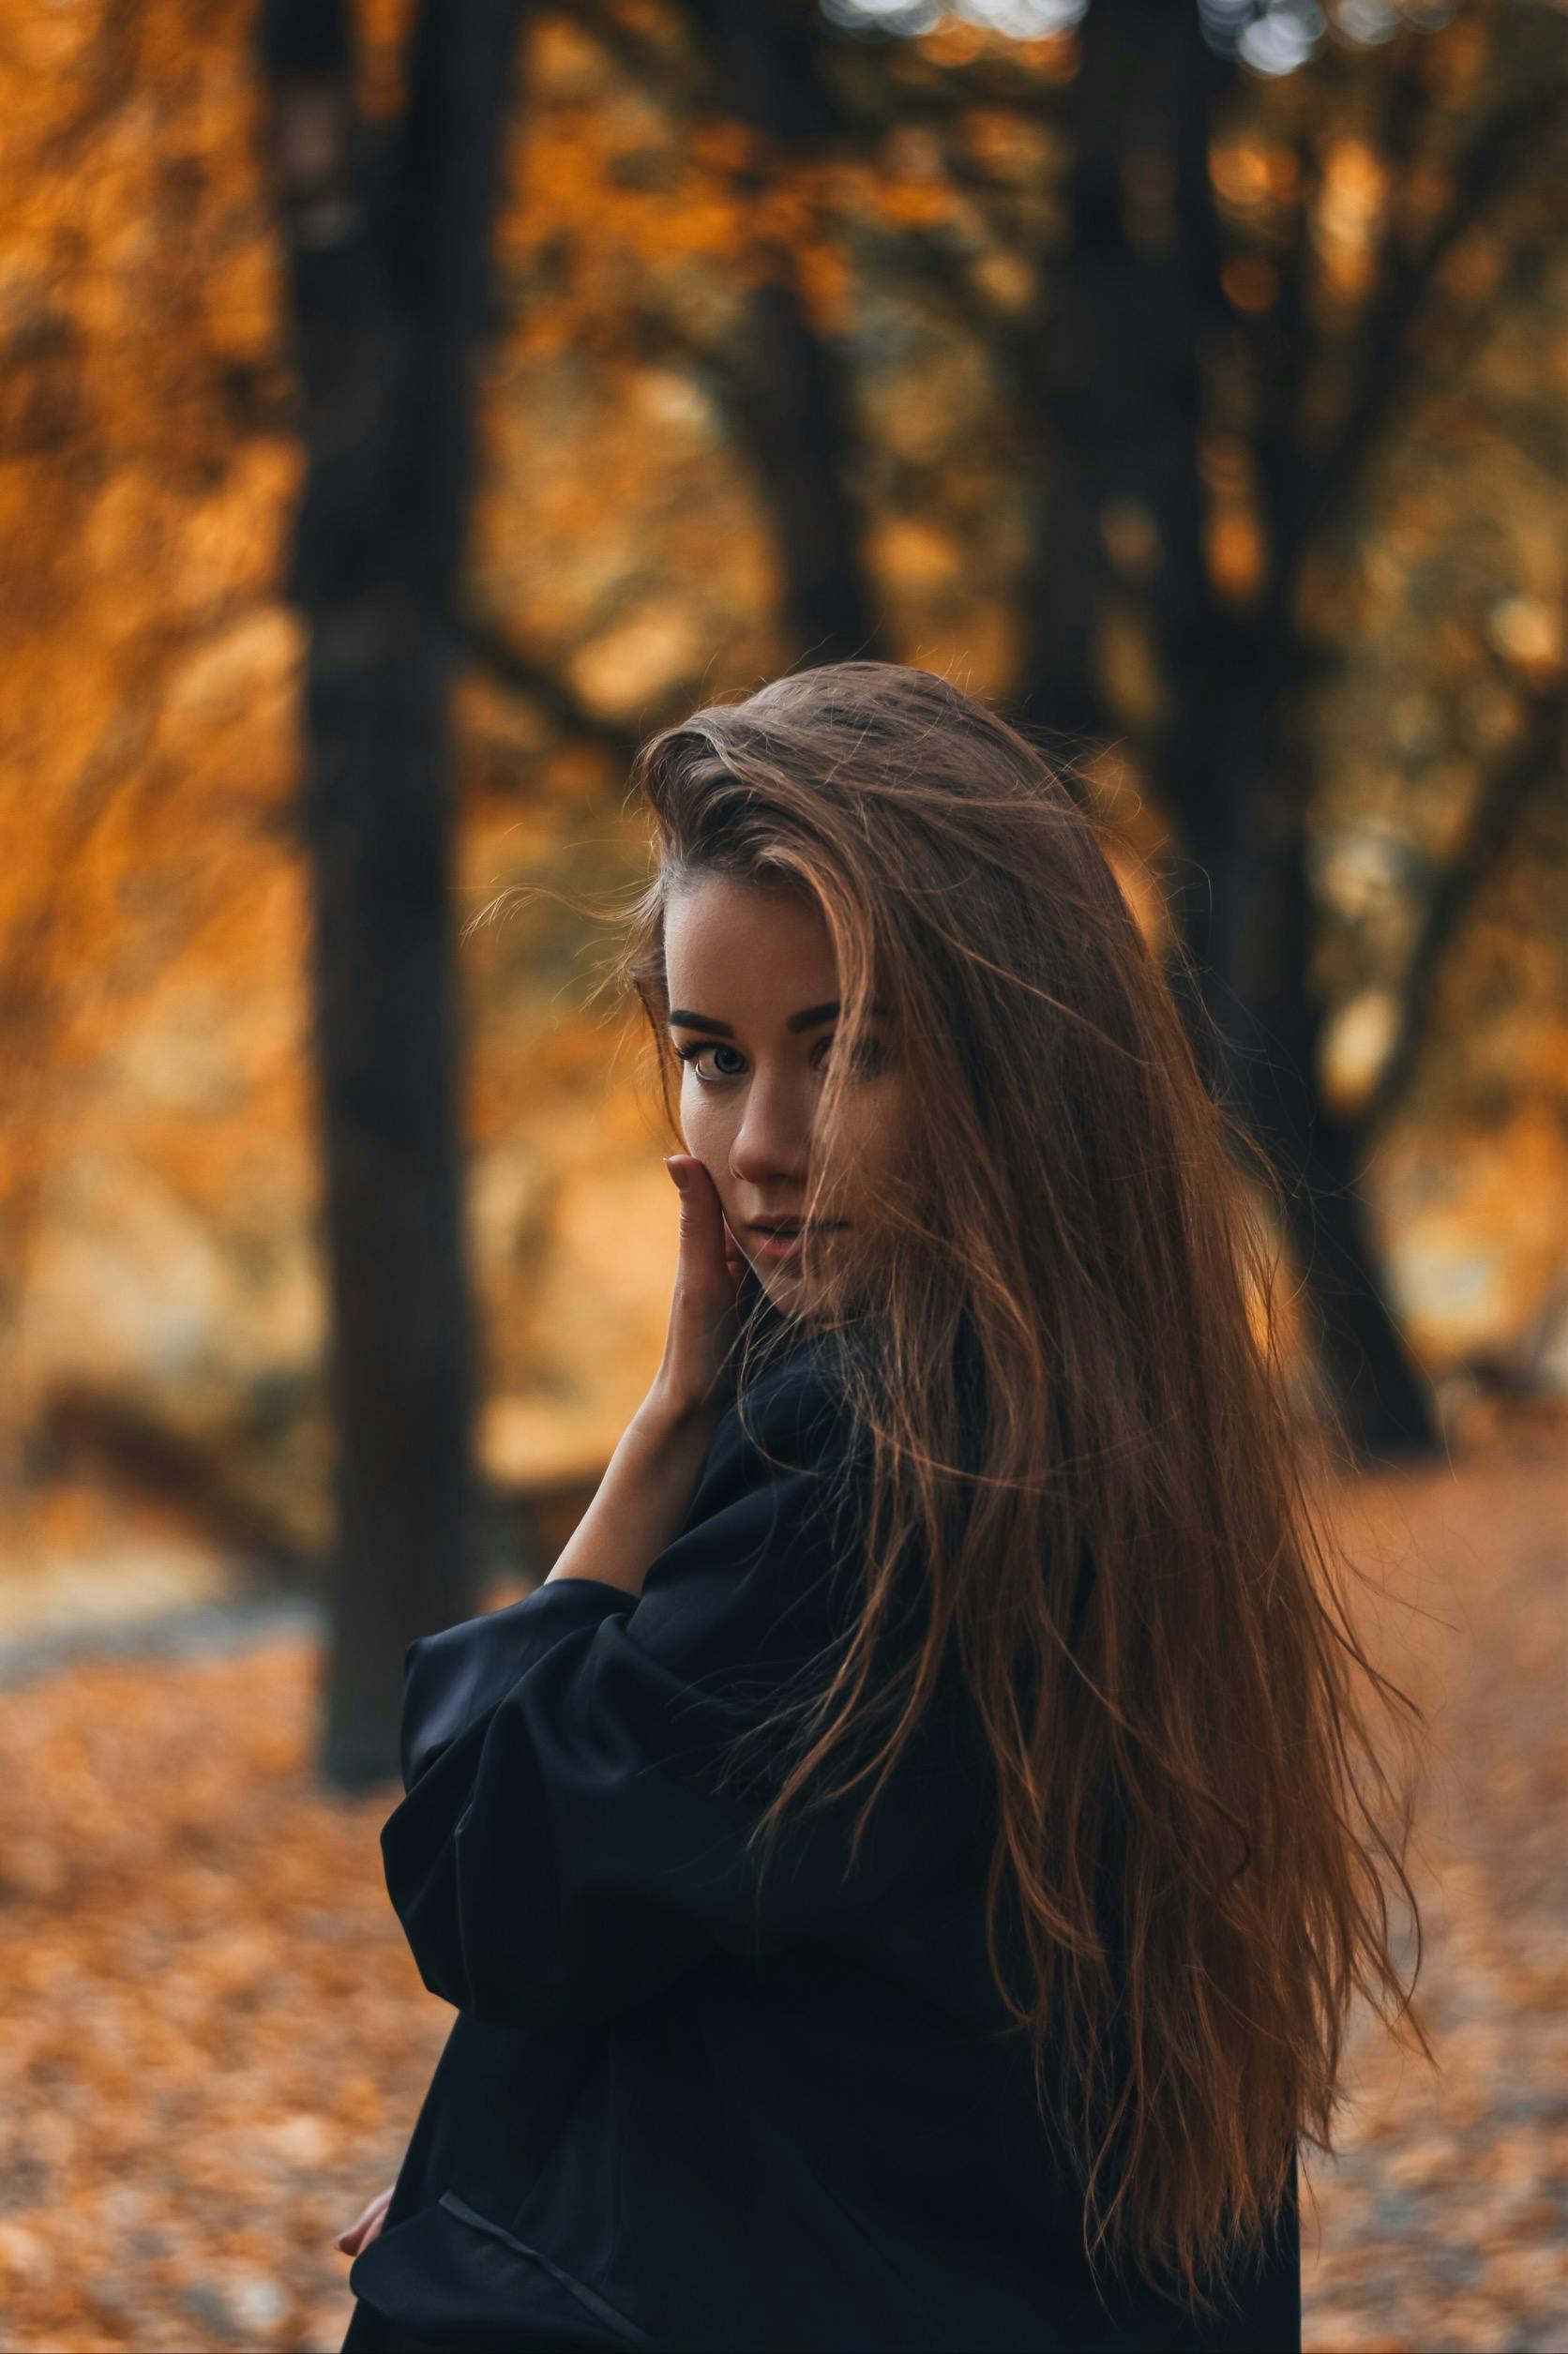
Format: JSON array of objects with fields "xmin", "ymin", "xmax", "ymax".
[{"xmin": 337, "ymin": 662, "xmax": 1426, "ymax": 2353}]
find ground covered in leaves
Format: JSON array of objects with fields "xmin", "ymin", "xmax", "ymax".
[{"xmin": 0, "ymin": 1437, "xmax": 1562, "ymax": 2352}]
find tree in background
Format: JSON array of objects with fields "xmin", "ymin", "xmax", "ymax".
[
  {"xmin": 1008, "ymin": 0, "xmax": 1564, "ymax": 1456},
  {"xmin": 258, "ymin": 0, "xmax": 532, "ymax": 1783},
  {"xmin": 688, "ymin": 0, "xmax": 884, "ymax": 661}
]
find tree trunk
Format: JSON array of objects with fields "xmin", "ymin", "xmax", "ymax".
[
  {"xmin": 1031, "ymin": 0, "xmax": 1437, "ymax": 1460},
  {"xmin": 258, "ymin": 0, "xmax": 529, "ymax": 1784},
  {"xmin": 1019, "ymin": 0, "xmax": 1219, "ymax": 759},
  {"xmin": 694, "ymin": 0, "xmax": 881, "ymax": 665}
]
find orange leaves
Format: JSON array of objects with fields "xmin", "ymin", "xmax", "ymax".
[
  {"xmin": 1316, "ymin": 135, "xmax": 1392, "ymax": 306},
  {"xmin": 500, "ymin": 90, "xmax": 895, "ymax": 340},
  {"xmin": 1210, "ymin": 137, "xmax": 1304, "ymax": 217},
  {"xmin": 1484, "ymin": 595, "xmax": 1565, "ymax": 688},
  {"xmin": 0, "ymin": 1635, "xmax": 446, "ymax": 2351},
  {"xmin": 1206, "ymin": 507, "xmax": 1270, "ymax": 605},
  {"xmin": 1221, "ymin": 251, "xmax": 1280, "ymax": 311},
  {"xmin": 2, "ymin": 1428, "xmax": 1565, "ymax": 2346}
]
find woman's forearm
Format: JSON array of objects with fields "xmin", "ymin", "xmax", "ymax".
[{"xmin": 542, "ymin": 1405, "xmax": 719, "ymax": 1600}]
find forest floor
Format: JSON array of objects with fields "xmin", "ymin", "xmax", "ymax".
[{"xmin": 0, "ymin": 1428, "xmax": 1562, "ymax": 2353}]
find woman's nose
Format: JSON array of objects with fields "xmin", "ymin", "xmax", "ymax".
[{"xmin": 727, "ymin": 1072, "xmax": 812, "ymax": 1183}]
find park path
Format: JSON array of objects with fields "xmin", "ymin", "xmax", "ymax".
[
  {"xmin": 0, "ymin": 1437, "xmax": 1562, "ymax": 2351},
  {"xmin": 1302, "ymin": 1439, "xmax": 1566, "ymax": 2350}
]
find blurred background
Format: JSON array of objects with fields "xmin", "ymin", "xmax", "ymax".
[{"xmin": 0, "ymin": 0, "xmax": 1563, "ymax": 2347}]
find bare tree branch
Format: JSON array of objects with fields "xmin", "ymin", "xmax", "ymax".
[
  {"xmin": 1366, "ymin": 672, "xmax": 1568, "ymax": 1134},
  {"xmin": 461, "ymin": 616, "xmax": 644, "ymax": 764},
  {"xmin": 1288, "ymin": 83, "xmax": 1568, "ymax": 574}
]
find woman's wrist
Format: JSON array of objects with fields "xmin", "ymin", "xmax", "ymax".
[
  {"xmin": 542, "ymin": 1397, "xmax": 720, "ymax": 1600},
  {"xmin": 629, "ymin": 1377, "xmax": 729, "ymax": 1453}
]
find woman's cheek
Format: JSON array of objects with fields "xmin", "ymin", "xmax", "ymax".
[{"xmin": 678, "ymin": 1094, "xmax": 725, "ymax": 1170}]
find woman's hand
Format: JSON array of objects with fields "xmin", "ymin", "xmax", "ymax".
[
  {"xmin": 334, "ymin": 2182, "xmax": 393, "ymax": 2257},
  {"xmin": 542, "ymin": 1154, "xmax": 748, "ymax": 1601},
  {"xmin": 638, "ymin": 1154, "xmax": 748, "ymax": 1437}
]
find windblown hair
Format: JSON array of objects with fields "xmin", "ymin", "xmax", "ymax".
[{"xmin": 505, "ymin": 659, "xmax": 1431, "ymax": 2319}]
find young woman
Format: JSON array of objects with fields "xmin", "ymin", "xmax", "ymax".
[{"xmin": 336, "ymin": 661, "xmax": 1425, "ymax": 2353}]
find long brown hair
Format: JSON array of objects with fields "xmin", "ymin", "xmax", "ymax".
[{"xmin": 538, "ymin": 659, "xmax": 1429, "ymax": 2316}]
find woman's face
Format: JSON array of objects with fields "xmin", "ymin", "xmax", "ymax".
[{"xmin": 663, "ymin": 876, "xmax": 910, "ymax": 1313}]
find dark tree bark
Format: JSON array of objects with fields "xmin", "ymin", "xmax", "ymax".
[
  {"xmin": 690, "ymin": 0, "xmax": 882, "ymax": 666},
  {"xmin": 1018, "ymin": 0, "xmax": 1223, "ymax": 762},
  {"xmin": 1022, "ymin": 0, "xmax": 1440, "ymax": 1461},
  {"xmin": 257, "ymin": 0, "xmax": 530, "ymax": 1784}
]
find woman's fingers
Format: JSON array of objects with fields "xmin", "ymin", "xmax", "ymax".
[
  {"xmin": 334, "ymin": 2183, "xmax": 394, "ymax": 2256},
  {"xmin": 669, "ymin": 1154, "xmax": 737, "ymax": 1297},
  {"xmin": 331, "ymin": 2184, "xmax": 385, "ymax": 2259},
  {"xmin": 650, "ymin": 1154, "xmax": 746, "ymax": 1426}
]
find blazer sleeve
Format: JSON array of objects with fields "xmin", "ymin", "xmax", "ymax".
[{"xmin": 376, "ymin": 1351, "xmax": 945, "ymax": 2030}]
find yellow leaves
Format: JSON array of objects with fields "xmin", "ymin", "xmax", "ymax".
[
  {"xmin": 1319, "ymin": 133, "xmax": 1386, "ymax": 224},
  {"xmin": 868, "ymin": 515, "xmax": 963, "ymax": 590},
  {"xmin": 499, "ymin": 50, "xmax": 959, "ymax": 337},
  {"xmin": 1420, "ymin": 7, "xmax": 1492, "ymax": 108},
  {"xmin": 862, "ymin": 173, "xmax": 960, "ymax": 233},
  {"xmin": 159, "ymin": 610, "xmax": 303, "ymax": 745},
  {"xmin": 850, "ymin": 124, "xmax": 961, "ymax": 234},
  {"xmin": 1094, "ymin": 598, "xmax": 1168, "ymax": 731},
  {"xmin": 963, "ymin": 105, "xmax": 1039, "ymax": 174},
  {"xmin": 204, "ymin": 232, "xmax": 285, "ymax": 370},
  {"xmin": 1319, "ymin": 986, "xmax": 1402, "ymax": 1119},
  {"xmin": 1211, "ymin": 138, "xmax": 1300, "ymax": 214},
  {"xmin": 916, "ymin": 22, "xmax": 1078, "ymax": 78},
  {"xmin": 971, "ymin": 248, "xmax": 1037, "ymax": 311},
  {"xmin": 688, "ymin": 117, "xmax": 764, "ymax": 178},
  {"xmin": 0, "ymin": 0, "xmax": 119, "ymax": 160},
  {"xmin": 1313, "ymin": 135, "xmax": 1390, "ymax": 306},
  {"xmin": 532, "ymin": 8, "xmax": 624, "ymax": 104},
  {"xmin": 1198, "ymin": 431, "xmax": 1270, "ymax": 606},
  {"xmin": 565, "ymin": 601, "xmax": 708, "ymax": 720},
  {"xmin": 1381, "ymin": 1105, "xmax": 1568, "ymax": 1359},
  {"xmin": 794, "ymin": 238, "xmax": 854, "ymax": 336},
  {"xmin": 1206, "ymin": 507, "xmax": 1269, "ymax": 606},
  {"xmin": 746, "ymin": 160, "xmax": 848, "ymax": 271},
  {"xmin": 355, "ymin": 0, "xmax": 420, "ymax": 123},
  {"xmin": 918, "ymin": 19, "xmax": 994, "ymax": 68},
  {"xmin": 1484, "ymin": 596, "xmax": 1564, "ymax": 687},
  {"xmin": 1221, "ymin": 252, "xmax": 1279, "ymax": 313},
  {"xmin": 506, "ymin": 110, "xmax": 739, "ymax": 280},
  {"xmin": 505, "ymin": 100, "xmax": 869, "ymax": 335},
  {"xmin": 1214, "ymin": 143, "xmax": 1270, "ymax": 207}
]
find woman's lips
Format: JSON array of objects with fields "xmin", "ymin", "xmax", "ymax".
[{"xmin": 750, "ymin": 1222, "xmax": 846, "ymax": 1260}]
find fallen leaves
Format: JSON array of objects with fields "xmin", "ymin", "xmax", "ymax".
[{"xmin": 0, "ymin": 1437, "xmax": 1562, "ymax": 2350}]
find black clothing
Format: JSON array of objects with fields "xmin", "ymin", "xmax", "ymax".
[{"xmin": 345, "ymin": 1326, "xmax": 1300, "ymax": 2353}]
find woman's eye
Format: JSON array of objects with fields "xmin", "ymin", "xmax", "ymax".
[
  {"xmin": 676, "ymin": 1042, "xmax": 744, "ymax": 1082},
  {"xmin": 674, "ymin": 1036, "xmax": 888, "ymax": 1083}
]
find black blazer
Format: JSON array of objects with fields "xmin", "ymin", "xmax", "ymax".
[{"xmin": 343, "ymin": 1327, "xmax": 1300, "ymax": 2354}]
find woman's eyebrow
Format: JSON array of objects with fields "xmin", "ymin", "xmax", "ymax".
[{"xmin": 668, "ymin": 998, "xmax": 889, "ymax": 1037}]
